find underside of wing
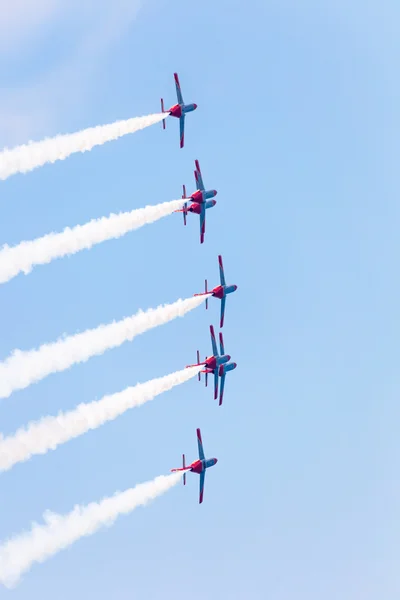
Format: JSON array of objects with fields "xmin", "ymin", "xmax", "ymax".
[
  {"xmin": 174, "ymin": 72, "xmax": 184, "ymax": 105},
  {"xmin": 210, "ymin": 325, "xmax": 218, "ymax": 357},
  {"xmin": 220, "ymin": 296, "xmax": 226, "ymax": 328},
  {"xmin": 219, "ymin": 372, "xmax": 226, "ymax": 406},
  {"xmin": 179, "ymin": 115, "xmax": 185, "ymax": 148},
  {"xmin": 213, "ymin": 370, "xmax": 219, "ymax": 400},
  {"xmin": 199, "ymin": 470, "xmax": 206, "ymax": 504},
  {"xmin": 199, "ymin": 202, "xmax": 206, "ymax": 243},
  {"xmin": 197, "ymin": 428, "xmax": 205, "ymax": 461},
  {"xmin": 194, "ymin": 159, "xmax": 205, "ymax": 191},
  {"xmin": 218, "ymin": 255, "xmax": 226, "ymax": 286}
]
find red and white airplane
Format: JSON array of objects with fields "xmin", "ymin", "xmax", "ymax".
[
  {"xmin": 194, "ymin": 255, "xmax": 237, "ymax": 327},
  {"xmin": 175, "ymin": 160, "xmax": 217, "ymax": 244},
  {"xmin": 171, "ymin": 428, "xmax": 218, "ymax": 504},
  {"xmin": 186, "ymin": 325, "xmax": 237, "ymax": 406},
  {"xmin": 161, "ymin": 73, "xmax": 197, "ymax": 148}
]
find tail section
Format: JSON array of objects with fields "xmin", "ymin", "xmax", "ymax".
[
  {"xmin": 182, "ymin": 185, "xmax": 187, "ymax": 226},
  {"xmin": 171, "ymin": 453, "xmax": 189, "ymax": 482},
  {"xmin": 161, "ymin": 99, "xmax": 166, "ymax": 129},
  {"xmin": 197, "ymin": 350, "xmax": 201, "ymax": 381}
]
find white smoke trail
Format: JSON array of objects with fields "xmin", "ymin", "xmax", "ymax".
[
  {"xmin": 0, "ymin": 366, "xmax": 201, "ymax": 472},
  {"xmin": 0, "ymin": 295, "xmax": 208, "ymax": 400},
  {"xmin": 0, "ymin": 199, "xmax": 184, "ymax": 285},
  {"xmin": 0, "ymin": 112, "xmax": 166, "ymax": 180},
  {"xmin": 0, "ymin": 472, "xmax": 182, "ymax": 587}
]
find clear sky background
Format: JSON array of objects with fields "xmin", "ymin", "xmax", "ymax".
[{"xmin": 0, "ymin": 0, "xmax": 399, "ymax": 598}]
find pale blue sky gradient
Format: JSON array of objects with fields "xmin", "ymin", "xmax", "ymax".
[{"xmin": 0, "ymin": 1, "xmax": 399, "ymax": 598}]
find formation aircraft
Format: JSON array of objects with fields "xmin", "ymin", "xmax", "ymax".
[
  {"xmin": 171, "ymin": 428, "xmax": 217, "ymax": 504},
  {"xmin": 194, "ymin": 255, "xmax": 237, "ymax": 327},
  {"xmin": 161, "ymin": 73, "xmax": 197, "ymax": 148},
  {"xmin": 175, "ymin": 159, "xmax": 217, "ymax": 244},
  {"xmin": 186, "ymin": 325, "xmax": 237, "ymax": 406}
]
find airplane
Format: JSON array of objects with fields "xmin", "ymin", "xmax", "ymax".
[
  {"xmin": 171, "ymin": 428, "xmax": 218, "ymax": 504},
  {"xmin": 186, "ymin": 325, "xmax": 237, "ymax": 406},
  {"xmin": 161, "ymin": 73, "xmax": 197, "ymax": 148},
  {"xmin": 194, "ymin": 254, "xmax": 238, "ymax": 327},
  {"xmin": 175, "ymin": 160, "xmax": 217, "ymax": 244}
]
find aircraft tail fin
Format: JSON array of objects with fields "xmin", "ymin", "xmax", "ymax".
[
  {"xmin": 182, "ymin": 454, "xmax": 186, "ymax": 485},
  {"xmin": 161, "ymin": 98, "xmax": 166, "ymax": 129},
  {"xmin": 182, "ymin": 185, "xmax": 187, "ymax": 226},
  {"xmin": 197, "ymin": 350, "xmax": 201, "ymax": 380}
]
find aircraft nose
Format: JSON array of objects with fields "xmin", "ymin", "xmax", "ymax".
[
  {"xmin": 193, "ymin": 103, "xmax": 198, "ymax": 109},
  {"xmin": 213, "ymin": 189, "xmax": 218, "ymax": 196},
  {"xmin": 214, "ymin": 458, "xmax": 218, "ymax": 464},
  {"xmin": 232, "ymin": 362, "xmax": 237, "ymax": 369},
  {"xmin": 226, "ymin": 354, "xmax": 231, "ymax": 361},
  {"xmin": 212, "ymin": 200, "xmax": 217, "ymax": 206},
  {"xmin": 234, "ymin": 285, "xmax": 238, "ymax": 291}
]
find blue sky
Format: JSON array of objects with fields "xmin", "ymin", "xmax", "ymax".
[{"xmin": 0, "ymin": 0, "xmax": 399, "ymax": 598}]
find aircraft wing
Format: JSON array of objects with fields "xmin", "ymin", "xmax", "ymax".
[
  {"xmin": 210, "ymin": 325, "xmax": 218, "ymax": 357},
  {"xmin": 220, "ymin": 297, "xmax": 226, "ymax": 329},
  {"xmin": 179, "ymin": 115, "xmax": 185, "ymax": 148},
  {"xmin": 194, "ymin": 159, "xmax": 205, "ymax": 191},
  {"xmin": 218, "ymin": 255, "xmax": 226, "ymax": 286},
  {"xmin": 174, "ymin": 73, "xmax": 184, "ymax": 105},
  {"xmin": 219, "ymin": 332, "xmax": 225, "ymax": 356},
  {"xmin": 199, "ymin": 202, "xmax": 206, "ymax": 244},
  {"xmin": 213, "ymin": 370, "xmax": 219, "ymax": 400},
  {"xmin": 219, "ymin": 371, "xmax": 226, "ymax": 406},
  {"xmin": 199, "ymin": 470, "xmax": 206, "ymax": 504},
  {"xmin": 197, "ymin": 428, "xmax": 205, "ymax": 461}
]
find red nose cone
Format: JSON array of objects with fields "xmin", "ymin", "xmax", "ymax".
[
  {"xmin": 232, "ymin": 362, "xmax": 237, "ymax": 369},
  {"xmin": 212, "ymin": 200, "xmax": 217, "ymax": 206},
  {"xmin": 226, "ymin": 355, "xmax": 231, "ymax": 361},
  {"xmin": 193, "ymin": 103, "xmax": 198, "ymax": 109},
  {"xmin": 214, "ymin": 458, "xmax": 218, "ymax": 464},
  {"xmin": 234, "ymin": 285, "xmax": 238, "ymax": 290},
  {"xmin": 213, "ymin": 190, "xmax": 218, "ymax": 196}
]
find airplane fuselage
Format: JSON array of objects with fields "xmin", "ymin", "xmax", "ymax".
[
  {"xmin": 168, "ymin": 103, "xmax": 197, "ymax": 118},
  {"xmin": 188, "ymin": 199, "xmax": 216, "ymax": 215},
  {"xmin": 211, "ymin": 283, "xmax": 238, "ymax": 299},
  {"xmin": 189, "ymin": 458, "xmax": 218, "ymax": 474},
  {"xmin": 204, "ymin": 353, "xmax": 231, "ymax": 371},
  {"xmin": 191, "ymin": 189, "xmax": 218, "ymax": 204}
]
